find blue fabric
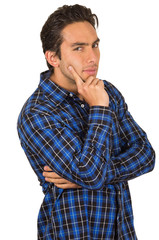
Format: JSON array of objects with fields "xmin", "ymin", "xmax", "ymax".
[{"xmin": 17, "ymin": 70, "xmax": 155, "ymax": 239}]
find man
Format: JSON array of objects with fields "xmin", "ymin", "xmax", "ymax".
[{"xmin": 17, "ymin": 4, "xmax": 155, "ymax": 240}]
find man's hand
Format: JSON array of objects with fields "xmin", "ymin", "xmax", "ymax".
[
  {"xmin": 43, "ymin": 166, "xmax": 82, "ymax": 189},
  {"xmin": 68, "ymin": 66, "xmax": 109, "ymax": 107}
]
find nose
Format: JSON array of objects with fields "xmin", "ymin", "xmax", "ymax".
[{"xmin": 86, "ymin": 48, "xmax": 98, "ymax": 64}]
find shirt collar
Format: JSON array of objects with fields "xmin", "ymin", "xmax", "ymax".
[{"xmin": 39, "ymin": 70, "xmax": 71, "ymax": 106}]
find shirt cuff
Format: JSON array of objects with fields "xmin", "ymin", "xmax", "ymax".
[{"xmin": 88, "ymin": 106, "xmax": 113, "ymax": 127}]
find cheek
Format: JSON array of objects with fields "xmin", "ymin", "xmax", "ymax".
[
  {"xmin": 66, "ymin": 56, "xmax": 83, "ymax": 74},
  {"xmin": 71, "ymin": 58, "xmax": 82, "ymax": 70},
  {"xmin": 61, "ymin": 51, "xmax": 77, "ymax": 68},
  {"xmin": 60, "ymin": 49, "xmax": 84, "ymax": 76},
  {"xmin": 97, "ymin": 51, "xmax": 100, "ymax": 62}
]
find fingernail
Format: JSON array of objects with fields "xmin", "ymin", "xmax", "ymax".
[{"xmin": 68, "ymin": 66, "xmax": 72, "ymax": 71}]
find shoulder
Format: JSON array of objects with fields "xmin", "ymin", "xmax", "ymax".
[
  {"xmin": 103, "ymin": 80, "xmax": 123, "ymax": 101},
  {"xmin": 103, "ymin": 79, "xmax": 126, "ymax": 106},
  {"xmin": 17, "ymin": 87, "xmax": 59, "ymax": 133},
  {"xmin": 102, "ymin": 80, "xmax": 127, "ymax": 118},
  {"xmin": 20, "ymin": 88, "xmax": 52, "ymax": 115}
]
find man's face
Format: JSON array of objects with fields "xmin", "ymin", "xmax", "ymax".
[{"xmin": 58, "ymin": 21, "xmax": 100, "ymax": 83}]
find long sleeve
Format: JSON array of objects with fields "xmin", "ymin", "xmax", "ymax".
[
  {"xmin": 105, "ymin": 90, "xmax": 155, "ymax": 184},
  {"xmin": 18, "ymin": 106, "xmax": 113, "ymax": 190}
]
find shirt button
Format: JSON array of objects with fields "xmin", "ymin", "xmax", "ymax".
[
  {"xmin": 81, "ymin": 104, "xmax": 85, "ymax": 108},
  {"xmin": 69, "ymin": 93, "xmax": 73, "ymax": 97}
]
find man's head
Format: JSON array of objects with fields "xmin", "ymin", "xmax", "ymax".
[{"xmin": 40, "ymin": 4, "xmax": 100, "ymax": 84}]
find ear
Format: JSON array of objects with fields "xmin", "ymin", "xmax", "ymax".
[{"xmin": 45, "ymin": 51, "xmax": 60, "ymax": 68}]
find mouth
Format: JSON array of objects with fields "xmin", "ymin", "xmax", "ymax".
[{"xmin": 83, "ymin": 67, "xmax": 98, "ymax": 76}]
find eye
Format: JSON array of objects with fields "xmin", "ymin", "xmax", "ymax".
[
  {"xmin": 93, "ymin": 42, "xmax": 99, "ymax": 48},
  {"xmin": 93, "ymin": 41, "xmax": 100, "ymax": 48},
  {"xmin": 74, "ymin": 47, "xmax": 83, "ymax": 51}
]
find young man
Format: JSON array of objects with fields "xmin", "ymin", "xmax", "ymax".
[{"xmin": 17, "ymin": 4, "xmax": 155, "ymax": 240}]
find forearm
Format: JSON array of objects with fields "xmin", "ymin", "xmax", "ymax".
[
  {"xmin": 73, "ymin": 106, "xmax": 113, "ymax": 188},
  {"xmin": 21, "ymin": 106, "xmax": 114, "ymax": 190},
  {"xmin": 105, "ymin": 137, "xmax": 155, "ymax": 184}
]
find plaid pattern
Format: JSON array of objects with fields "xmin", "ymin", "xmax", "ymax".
[{"xmin": 17, "ymin": 70, "xmax": 155, "ymax": 239}]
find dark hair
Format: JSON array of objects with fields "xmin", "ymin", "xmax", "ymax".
[{"xmin": 40, "ymin": 4, "xmax": 99, "ymax": 73}]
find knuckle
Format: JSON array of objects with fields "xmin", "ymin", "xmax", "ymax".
[
  {"xmin": 83, "ymin": 85, "xmax": 88, "ymax": 91},
  {"xmin": 78, "ymin": 87, "xmax": 83, "ymax": 94},
  {"xmin": 89, "ymin": 84, "xmax": 94, "ymax": 89}
]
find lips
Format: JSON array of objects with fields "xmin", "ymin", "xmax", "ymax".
[{"xmin": 83, "ymin": 67, "xmax": 98, "ymax": 75}]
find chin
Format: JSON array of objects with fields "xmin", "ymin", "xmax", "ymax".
[{"xmin": 83, "ymin": 73, "xmax": 97, "ymax": 81}]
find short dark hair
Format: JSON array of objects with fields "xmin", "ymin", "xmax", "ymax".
[{"xmin": 40, "ymin": 4, "xmax": 99, "ymax": 73}]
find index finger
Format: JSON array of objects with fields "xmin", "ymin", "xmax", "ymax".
[{"xmin": 68, "ymin": 66, "xmax": 83, "ymax": 87}]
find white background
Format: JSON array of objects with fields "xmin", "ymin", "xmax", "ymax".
[{"xmin": 0, "ymin": 0, "xmax": 159, "ymax": 239}]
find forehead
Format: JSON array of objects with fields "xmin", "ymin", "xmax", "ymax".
[{"xmin": 61, "ymin": 21, "xmax": 98, "ymax": 44}]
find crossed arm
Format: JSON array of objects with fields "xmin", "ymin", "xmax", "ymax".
[
  {"xmin": 42, "ymin": 66, "xmax": 155, "ymax": 189},
  {"xmin": 20, "ymin": 66, "xmax": 155, "ymax": 190}
]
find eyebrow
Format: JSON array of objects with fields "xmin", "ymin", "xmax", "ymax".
[{"xmin": 71, "ymin": 38, "xmax": 100, "ymax": 47}]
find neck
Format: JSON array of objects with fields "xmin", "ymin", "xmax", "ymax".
[{"xmin": 50, "ymin": 67, "xmax": 79, "ymax": 91}]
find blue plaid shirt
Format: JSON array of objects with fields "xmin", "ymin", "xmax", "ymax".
[{"xmin": 17, "ymin": 70, "xmax": 155, "ymax": 239}]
